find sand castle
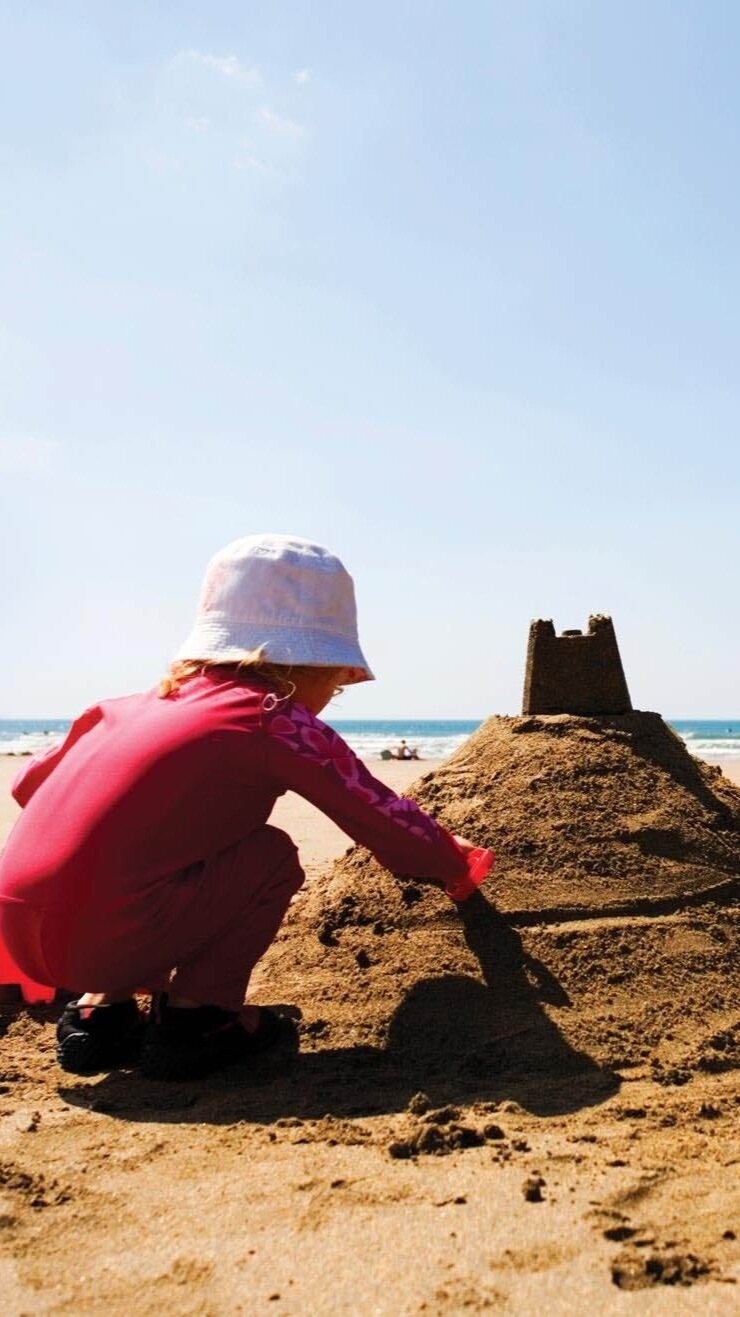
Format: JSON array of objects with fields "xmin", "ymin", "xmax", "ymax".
[
  {"xmin": 261, "ymin": 616, "xmax": 740, "ymax": 1113},
  {"xmin": 523, "ymin": 614, "xmax": 632, "ymax": 715}
]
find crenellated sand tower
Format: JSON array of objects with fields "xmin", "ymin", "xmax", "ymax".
[{"xmin": 523, "ymin": 614, "xmax": 632, "ymax": 715}]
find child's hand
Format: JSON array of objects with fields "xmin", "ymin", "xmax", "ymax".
[{"xmin": 452, "ymin": 834, "xmax": 477, "ymax": 856}]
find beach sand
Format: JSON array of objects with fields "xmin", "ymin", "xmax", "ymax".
[{"xmin": 1, "ymin": 752, "xmax": 738, "ymax": 1313}]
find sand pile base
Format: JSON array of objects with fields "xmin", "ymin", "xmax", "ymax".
[
  {"xmin": 321, "ymin": 712, "xmax": 740, "ymax": 920},
  {"xmin": 256, "ymin": 713, "xmax": 740, "ymax": 1115}
]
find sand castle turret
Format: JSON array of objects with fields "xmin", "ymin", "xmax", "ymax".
[{"xmin": 523, "ymin": 615, "xmax": 632, "ymax": 715}]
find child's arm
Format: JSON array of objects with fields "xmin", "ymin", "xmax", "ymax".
[
  {"xmin": 11, "ymin": 705, "xmax": 103, "ymax": 807},
  {"xmin": 262, "ymin": 702, "xmax": 468, "ymax": 884}
]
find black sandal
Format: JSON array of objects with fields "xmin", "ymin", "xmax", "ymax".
[
  {"xmin": 56, "ymin": 998, "xmax": 146, "ymax": 1075},
  {"xmin": 140, "ymin": 994, "xmax": 282, "ymax": 1081}
]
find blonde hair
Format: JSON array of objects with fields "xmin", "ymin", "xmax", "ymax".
[{"xmin": 158, "ymin": 651, "xmax": 345, "ymax": 699}]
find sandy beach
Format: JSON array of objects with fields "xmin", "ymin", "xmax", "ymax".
[{"xmin": 1, "ymin": 751, "xmax": 739, "ymax": 1313}]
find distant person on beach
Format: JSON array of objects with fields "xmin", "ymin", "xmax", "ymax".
[
  {"xmin": 381, "ymin": 740, "xmax": 421, "ymax": 761},
  {"xmin": 0, "ymin": 535, "xmax": 476, "ymax": 1080},
  {"xmin": 398, "ymin": 740, "xmax": 420, "ymax": 760}
]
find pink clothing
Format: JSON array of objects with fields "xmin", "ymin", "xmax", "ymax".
[
  {"xmin": 0, "ymin": 674, "xmax": 466, "ymax": 1007},
  {"xmin": 3, "ymin": 824, "xmax": 303, "ymax": 1011}
]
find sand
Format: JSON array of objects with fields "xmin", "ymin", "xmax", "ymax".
[
  {"xmin": 272, "ymin": 713, "xmax": 740, "ymax": 1089},
  {"xmin": 1, "ymin": 750, "xmax": 739, "ymax": 1314}
]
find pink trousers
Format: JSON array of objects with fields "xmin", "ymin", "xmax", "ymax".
[{"xmin": 0, "ymin": 826, "xmax": 304, "ymax": 1012}]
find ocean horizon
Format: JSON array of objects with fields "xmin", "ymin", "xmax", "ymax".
[{"xmin": 1, "ymin": 717, "xmax": 739, "ymax": 763}]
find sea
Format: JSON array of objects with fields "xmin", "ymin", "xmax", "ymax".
[{"xmin": 1, "ymin": 717, "xmax": 739, "ymax": 763}]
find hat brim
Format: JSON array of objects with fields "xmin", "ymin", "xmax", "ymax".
[{"xmin": 175, "ymin": 620, "xmax": 374, "ymax": 683}]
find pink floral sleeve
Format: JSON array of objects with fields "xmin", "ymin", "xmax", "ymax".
[{"xmin": 262, "ymin": 699, "xmax": 466, "ymax": 883}]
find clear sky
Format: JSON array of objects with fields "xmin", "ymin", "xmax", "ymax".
[{"xmin": 1, "ymin": 1, "xmax": 739, "ymax": 719}]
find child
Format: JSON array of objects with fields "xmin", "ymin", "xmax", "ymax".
[{"xmin": 0, "ymin": 534, "xmax": 473, "ymax": 1080}]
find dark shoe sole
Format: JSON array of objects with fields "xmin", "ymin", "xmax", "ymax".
[
  {"xmin": 57, "ymin": 1030, "xmax": 145, "ymax": 1076},
  {"xmin": 140, "ymin": 1008, "xmax": 282, "ymax": 1082}
]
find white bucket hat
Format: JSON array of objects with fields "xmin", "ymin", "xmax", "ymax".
[{"xmin": 175, "ymin": 534, "xmax": 374, "ymax": 683}]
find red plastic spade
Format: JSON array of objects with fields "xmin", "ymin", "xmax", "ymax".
[{"xmin": 445, "ymin": 846, "xmax": 495, "ymax": 902}]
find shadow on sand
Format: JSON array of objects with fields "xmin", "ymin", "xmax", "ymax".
[{"xmin": 58, "ymin": 894, "xmax": 618, "ymax": 1125}]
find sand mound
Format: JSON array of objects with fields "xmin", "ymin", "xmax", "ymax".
[
  {"xmin": 257, "ymin": 713, "xmax": 739, "ymax": 1112},
  {"xmin": 315, "ymin": 712, "xmax": 740, "ymax": 926}
]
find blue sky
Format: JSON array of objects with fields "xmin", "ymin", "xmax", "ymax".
[{"xmin": 1, "ymin": 1, "xmax": 739, "ymax": 718}]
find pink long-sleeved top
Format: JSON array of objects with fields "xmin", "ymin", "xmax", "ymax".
[{"xmin": 0, "ymin": 673, "xmax": 466, "ymax": 913}]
